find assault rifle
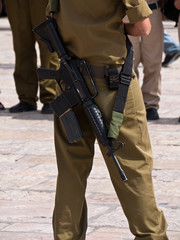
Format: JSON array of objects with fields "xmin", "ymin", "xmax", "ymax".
[{"xmin": 34, "ymin": 18, "xmax": 127, "ymax": 182}]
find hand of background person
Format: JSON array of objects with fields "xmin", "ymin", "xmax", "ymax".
[{"xmin": 174, "ymin": 0, "xmax": 180, "ymax": 10}]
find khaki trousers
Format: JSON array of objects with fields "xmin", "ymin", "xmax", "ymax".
[
  {"xmin": 5, "ymin": 0, "xmax": 58, "ymax": 105},
  {"xmin": 53, "ymin": 73, "xmax": 168, "ymax": 240},
  {"xmin": 129, "ymin": 1, "xmax": 164, "ymax": 109}
]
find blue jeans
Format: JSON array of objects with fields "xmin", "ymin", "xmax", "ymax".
[{"xmin": 164, "ymin": 32, "xmax": 180, "ymax": 55}]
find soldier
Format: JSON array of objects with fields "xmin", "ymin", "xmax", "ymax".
[
  {"xmin": 129, "ymin": 0, "xmax": 164, "ymax": 120},
  {"xmin": 45, "ymin": 0, "xmax": 168, "ymax": 239},
  {"xmin": 4, "ymin": 0, "xmax": 59, "ymax": 113}
]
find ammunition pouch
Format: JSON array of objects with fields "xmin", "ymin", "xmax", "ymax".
[{"xmin": 105, "ymin": 66, "xmax": 122, "ymax": 90}]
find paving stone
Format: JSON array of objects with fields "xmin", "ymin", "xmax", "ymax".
[{"xmin": 0, "ymin": 232, "xmax": 53, "ymax": 240}]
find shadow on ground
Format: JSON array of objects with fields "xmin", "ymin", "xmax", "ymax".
[{"xmin": 0, "ymin": 109, "xmax": 53, "ymax": 121}]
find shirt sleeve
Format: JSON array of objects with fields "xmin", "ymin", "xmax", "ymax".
[{"xmin": 123, "ymin": 0, "xmax": 152, "ymax": 23}]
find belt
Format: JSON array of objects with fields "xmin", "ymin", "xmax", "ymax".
[
  {"xmin": 83, "ymin": 65, "xmax": 122, "ymax": 79},
  {"xmin": 148, "ymin": 1, "xmax": 160, "ymax": 10}
]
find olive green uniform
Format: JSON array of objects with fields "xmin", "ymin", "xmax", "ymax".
[
  {"xmin": 48, "ymin": 0, "xmax": 168, "ymax": 239},
  {"xmin": 5, "ymin": 0, "xmax": 58, "ymax": 106}
]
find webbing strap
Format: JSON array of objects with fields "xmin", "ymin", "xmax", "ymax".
[
  {"xmin": 115, "ymin": 36, "xmax": 133, "ymax": 114},
  {"xmin": 108, "ymin": 36, "xmax": 134, "ymax": 139}
]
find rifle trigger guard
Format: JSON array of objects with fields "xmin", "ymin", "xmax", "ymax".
[{"xmin": 107, "ymin": 139, "xmax": 125, "ymax": 157}]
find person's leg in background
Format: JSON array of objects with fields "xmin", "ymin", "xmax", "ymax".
[
  {"xmin": 0, "ymin": 0, "xmax": 6, "ymax": 17},
  {"xmin": 142, "ymin": 2, "xmax": 164, "ymax": 120},
  {"xmin": 0, "ymin": 98, "xmax": 5, "ymax": 110},
  {"xmin": 162, "ymin": 32, "xmax": 180, "ymax": 67},
  {"xmin": 5, "ymin": 0, "xmax": 58, "ymax": 113},
  {"xmin": 178, "ymin": 15, "xmax": 180, "ymax": 122},
  {"xmin": 178, "ymin": 14, "xmax": 180, "ymax": 43},
  {"xmin": 0, "ymin": 0, "xmax": 5, "ymax": 110},
  {"xmin": 140, "ymin": 5, "xmax": 164, "ymax": 119},
  {"xmin": 5, "ymin": 0, "xmax": 38, "ymax": 112},
  {"xmin": 31, "ymin": 0, "xmax": 59, "ymax": 114},
  {"xmin": 129, "ymin": 2, "xmax": 164, "ymax": 120}
]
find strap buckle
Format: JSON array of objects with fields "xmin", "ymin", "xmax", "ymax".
[{"xmin": 120, "ymin": 72, "xmax": 131, "ymax": 86}]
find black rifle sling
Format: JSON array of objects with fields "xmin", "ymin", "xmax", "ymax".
[{"xmin": 113, "ymin": 36, "xmax": 134, "ymax": 114}]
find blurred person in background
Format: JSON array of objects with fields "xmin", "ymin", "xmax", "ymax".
[
  {"xmin": 174, "ymin": 0, "xmax": 180, "ymax": 122},
  {"xmin": 0, "ymin": 0, "xmax": 5, "ymax": 110},
  {"xmin": 4, "ymin": 0, "xmax": 59, "ymax": 114},
  {"xmin": 0, "ymin": 0, "xmax": 6, "ymax": 17},
  {"xmin": 129, "ymin": 0, "xmax": 164, "ymax": 120},
  {"xmin": 174, "ymin": 0, "xmax": 180, "ymax": 40},
  {"xmin": 162, "ymin": 31, "xmax": 180, "ymax": 67}
]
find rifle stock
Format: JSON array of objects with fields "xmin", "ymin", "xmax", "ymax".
[
  {"xmin": 34, "ymin": 18, "xmax": 67, "ymax": 59},
  {"xmin": 38, "ymin": 68, "xmax": 60, "ymax": 80}
]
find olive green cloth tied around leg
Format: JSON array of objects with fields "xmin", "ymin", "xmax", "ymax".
[{"xmin": 108, "ymin": 111, "xmax": 124, "ymax": 139}]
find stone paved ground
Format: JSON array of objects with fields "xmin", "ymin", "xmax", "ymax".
[{"xmin": 0, "ymin": 17, "xmax": 180, "ymax": 240}]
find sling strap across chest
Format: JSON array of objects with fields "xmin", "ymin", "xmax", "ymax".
[{"xmin": 108, "ymin": 36, "xmax": 133, "ymax": 139}]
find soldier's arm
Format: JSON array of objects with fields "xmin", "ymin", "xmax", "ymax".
[{"xmin": 124, "ymin": 17, "xmax": 151, "ymax": 36}]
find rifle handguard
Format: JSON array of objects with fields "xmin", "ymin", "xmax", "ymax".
[{"xmin": 83, "ymin": 101, "xmax": 109, "ymax": 146}]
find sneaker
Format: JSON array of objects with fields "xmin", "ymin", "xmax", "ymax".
[
  {"xmin": 0, "ymin": 102, "xmax": 5, "ymax": 110},
  {"xmin": 9, "ymin": 101, "xmax": 37, "ymax": 113},
  {"xmin": 41, "ymin": 103, "xmax": 53, "ymax": 114},
  {"xmin": 146, "ymin": 108, "xmax": 159, "ymax": 120},
  {"xmin": 162, "ymin": 51, "xmax": 180, "ymax": 67}
]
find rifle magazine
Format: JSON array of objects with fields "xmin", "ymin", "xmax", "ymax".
[{"xmin": 61, "ymin": 109, "xmax": 83, "ymax": 143}]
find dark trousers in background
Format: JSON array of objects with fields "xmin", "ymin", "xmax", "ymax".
[{"xmin": 5, "ymin": 0, "xmax": 59, "ymax": 105}]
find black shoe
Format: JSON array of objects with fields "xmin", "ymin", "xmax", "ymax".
[
  {"xmin": 146, "ymin": 108, "xmax": 159, "ymax": 120},
  {"xmin": 0, "ymin": 102, "xmax": 5, "ymax": 110},
  {"xmin": 9, "ymin": 101, "xmax": 37, "ymax": 113},
  {"xmin": 162, "ymin": 51, "xmax": 180, "ymax": 67},
  {"xmin": 41, "ymin": 103, "xmax": 53, "ymax": 114}
]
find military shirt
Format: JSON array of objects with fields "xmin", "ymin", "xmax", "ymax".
[{"xmin": 52, "ymin": 0, "xmax": 152, "ymax": 66}]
